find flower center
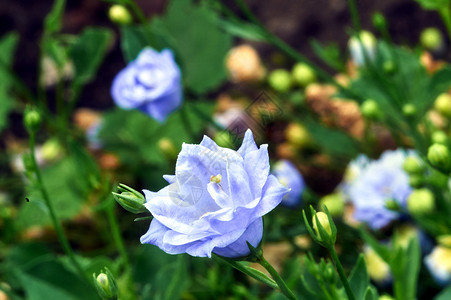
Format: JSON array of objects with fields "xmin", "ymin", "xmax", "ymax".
[{"xmin": 210, "ymin": 174, "xmax": 222, "ymax": 184}]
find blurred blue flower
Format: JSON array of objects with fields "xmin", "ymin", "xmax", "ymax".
[
  {"xmin": 140, "ymin": 130, "xmax": 289, "ymax": 258},
  {"xmin": 111, "ymin": 48, "xmax": 182, "ymax": 122},
  {"xmin": 345, "ymin": 150, "xmax": 412, "ymax": 229},
  {"xmin": 272, "ymin": 160, "xmax": 305, "ymax": 207}
]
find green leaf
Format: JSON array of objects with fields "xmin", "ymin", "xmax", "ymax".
[
  {"xmin": 413, "ymin": 0, "xmax": 450, "ymax": 10},
  {"xmin": 0, "ymin": 32, "xmax": 19, "ymax": 132},
  {"xmin": 152, "ymin": 0, "xmax": 232, "ymax": 94},
  {"xmin": 44, "ymin": 0, "xmax": 66, "ymax": 34},
  {"xmin": 217, "ymin": 19, "xmax": 266, "ymax": 41},
  {"xmin": 434, "ymin": 283, "xmax": 451, "ymax": 300},
  {"xmin": 358, "ymin": 227, "xmax": 391, "ymax": 263},
  {"xmin": 310, "ymin": 40, "xmax": 344, "ymax": 71},
  {"xmin": 69, "ymin": 27, "xmax": 113, "ymax": 85},
  {"xmin": 120, "ymin": 25, "xmax": 149, "ymax": 62},
  {"xmin": 348, "ymin": 254, "xmax": 370, "ymax": 300},
  {"xmin": 364, "ymin": 286, "xmax": 379, "ymax": 300}
]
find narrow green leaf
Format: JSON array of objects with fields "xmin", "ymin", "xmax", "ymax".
[
  {"xmin": 44, "ymin": 0, "xmax": 66, "ymax": 34},
  {"xmin": 348, "ymin": 254, "xmax": 370, "ymax": 300}
]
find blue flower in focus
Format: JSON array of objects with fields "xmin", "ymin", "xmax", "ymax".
[
  {"xmin": 272, "ymin": 160, "xmax": 305, "ymax": 207},
  {"xmin": 140, "ymin": 130, "xmax": 289, "ymax": 258},
  {"xmin": 111, "ymin": 48, "xmax": 182, "ymax": 122},
  {"xmin": 345, "ymin": 150, "xmax": 412, "ymax": 229}
]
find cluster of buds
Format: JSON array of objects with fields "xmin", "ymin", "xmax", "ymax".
[{"xmin": 268, "ymin": 62, "xmax": 317, "ymax": 92}]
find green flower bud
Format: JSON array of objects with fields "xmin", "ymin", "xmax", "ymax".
[
  {"xmin": 360, "ymin": 99, "xmax": 381, "ymax": 120},
  {"xmin": 407, "ymin": 188, "xmax": 435, "ymax": 215},
  {"xmin": 432, "ymin": 131, "xmax": 448, "ymax": 145},
  {"xmin": 383, "ymin": 61, "xmax": 396, "ymax": 74},
  {"xmin": 93, "ymin": 268, "xmax": 117, "ymax": 300},
  {"xmin": 108, "ymin": 5, "xmax": 132, "ymax": 25},
  {"xmin": 291, "ymin": 63, "xmax": 316, "ymax": 87},
  {"xmin": 420, "ymin": 27, "xmax": 443, "ymax": 51},
  {"xmin": 403, "ymin": 156, "xmax": 425, "ymax": 175},
  {"xmin": 312, "ymin": 212, "xmax": 332, "ymax": 241},
  {"xmin": 437, "ymin": 235, "xmax": 451, "ymax": 248},
  {"xmin": 402, "ymin": 104, "xmax": 416, "ymax": 117},
  {"xmin": 158, "ymin": 138, "xmax": 178, "ymax": 160},
  {"xmin": 24, "ymin": 107, "xmax": 41, "ymax": 133},
  {"xmin": 285, "ymin": 123, "xmax": 312, "ymax": 148},
  {"xmin": 409, "ymin": 174, "xmax": 423, "ymax": 188},
  {"xmin": 113, "ymin": 184, "xmax": 146, "ymax": 214},
  {"xmin": 364, "ymin": 247, "xmax": 391, "ymax": 283},
  {"xmin": 319, "ymin": 193, "xmax": 345, "ymax": 217},
  {"xmin": 428, "ymin": 143, "xmax": 451, "ymax": 172},
  {"xmin": 372, "ymin": 12, "xmax": 387, "ymax": 32},
  {"xmin": 385, "ymin": 199, "xmax": 401, "ymax": 212},
  {"xmin": 434, "ymin": 93, "xmax": 451, "ymax": 118},
  {"xmin": 41, "ymin": 139, "xmax": 63, "ymax": 161},
  {"xmin": 214, "ymin": 131, "xmax": 234, "ymax": 148},
  {"xmin": 379, "ymin": 295, "xmax": 395, "ymax": 300},
  {"xmin": 268, "ymin": 69, "xmax": 292, "ymax": 92}
]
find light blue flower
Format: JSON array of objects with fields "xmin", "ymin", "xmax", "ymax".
[
  {"xmin": 140, "ymin": 130, "xmax": 289, "ymax": 258},
  {"xmin": 111, "ymin": 48, "xmax": 182, "ymax": 122},
  {"xmin": 345, "ymin": 150, "xmax": 412, "ymax": 229},
  {"xmin": 272, "ymin": 160, "xmax": 305, "ymax": 207}
]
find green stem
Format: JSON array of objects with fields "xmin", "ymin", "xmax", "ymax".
[
  {"xmin": 28, "ymin": 132, "xmax": 86, "ymax": 280},
  {"xmin": 439, "ymin": 6, "xmax": 451, "ymax": 43},
  {"xmin": 105, "ymin": 201, "xmax": 137, "ymax": 300},
  {"xmin": 328, "ymin": 245, "xmax": 356, "ymax": 300},
  {"xmin": 347, "ymin": 0, "xmax": 361, "ymax": 32},
  {"xmin": 125, "ymin": 0, "xmax": 157, "ymax": 47},
  {"xmin": 258, "ymin": 256, "xmax": 298, "ymax": 300}
]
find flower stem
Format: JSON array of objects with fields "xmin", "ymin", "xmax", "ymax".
[
  {"xmin": 347, "ymin": 0, "xmax": 361, "ymax": 32},
  {"xmin": 257, "ymin": 256, "xmax": 298, "ymax": 300},
  {"xmin": 439, "ymin": 6, "xmax": 451, "ymax": 44},
  {"xmin": 28, "ymin": 131, "xmax": 86, "ymax": 280},
  {"xmin": 328, "ymin": 245, "xmax": 356, "ymax": 300},
  {"xmin": 105, "ymin": 200, "xmax": 137, "ymax": 300}
]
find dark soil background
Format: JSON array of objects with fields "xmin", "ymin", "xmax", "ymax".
[{"xmin": 0, "ymin": 0, "xmax": 445, "ymax": 112}]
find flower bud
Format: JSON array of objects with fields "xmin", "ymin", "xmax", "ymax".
[
  {"xmin": 407, "ymin": 188, "xmax": 435, "ymax": 215},
  {"xmin": 434, "ymin": 93, "xmax": 451, "ymax": 118},
  {"xmin": 285, "ymin": 123, "xmax": 312, "ymax": 148},
  {"xmin": 268, "ymin": 69, "xmax": 292, "ymax": 92},
  {"xmin": 312, "ymin": 212, "xmax": 332, "ymax": 241},
  {"xmin": 372, "ymin": 13, "xmax": 387, "ymax": 32},
  {"xmin": 420, "ymin": 27, "xmax": 443, "ymax": 52},
  {"xmin": 403, "ymin": 156, "xmax": 425, "ymax": 175},
  {"xmin": 432, "ymin": 131, "xmax": 448, "ymax": 145},
  {"xmin": 360, "ymin": 99, "xmax": 381, "ymax": 120},
  {"xmin": 402, "ymin": 104, "xmax": 416, "ymax": 117},
  {"xmin": 214, "ymin": 131, "xmax": 234, "ymax": 148},
  {"xmin": 225, "ymin": 45, "xmax": 265, "ymax": 83},
  {"xmin": 379, "ymin": 295, "xmax": 395, "ymax": 300},
  {"xmin": 113, "ymin": 184, "xmax": 146, "ymax": 214},
  {"xmin": 319, "ymin": 193, "xmax": 345, "ymax": 217},
  {"xmin": 108, "ymin": 5, "xmax": 132, "ymax": 25},
  {"xmin": 437, "ymin": 235, "xmax": 451, "ymax": 248},
  {"xmin": 364, "ymin": 246, "xmax": 391, "ymax": 283},
  {"xmin": 385, "ymin": 199, "xmax": 401, "ymax": 212},
  {"xmin": 93, "ymin": 268, "xmax": 117, "ymax": 300},
  {"xmin": 292, "ymin": 63, "xmax": 316, "ymax": 87},
  {"xmin": 409, "ymin": 174, "xmax": 423, "ymax": 188},
  {"xmin": 24, "ymin": 107, "xmax": 41, "ymax": 133},
  {"xmin": 158, "ymin": 138, "xmax": 178, "ymax": 160},
  {"xmin": 348, "ymin": 31, "xmax": 376, "ymax": 66},
  {"xmin": 428, "ymin": 143, "xmax": 451, "ymax": 172},
  {"xmin": 41, "ymin": 139, "xmax": 63, "ymax": 161}
]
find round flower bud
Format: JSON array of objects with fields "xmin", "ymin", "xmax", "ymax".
[
  {"xmin": 432, "ymin": 131, "xmax": 448, "ymax": 145},
  {"xmin": 348, "ymin": 31, "xmax": 377, "ymax": 66},
  {"xmin": 360, "ymin": 99, "xmax": 381, "ymax": 120},
  {"xmin": 93, "ymin": 268, "xmax": 117, "ymax": 300},
  {"xmin": 24, "ymin": 108, "xmax": 41, "ymax": 133},
  {"xmin": 372, "ymin": 13, "xmax": 387, "ymax": 32},
  {"xmin": 383, "ymin": 61, "xmax": 396, "ymax": 74},
  {"xmin": 437, "ymin": 235, "xmax": 451, "ymax": 248},
  {"xmin": 225, "ymin": 45, "xmax": 265, "ymax": 83},
  {"xmin": 312, "ymin": 212, "xmax": 332, "ymax": 241},
  {"xmin": 425, "ymin": 245, "xmax": 451, "ymax": 285},
  {"xmin": 379, "ymin": 295, "xmax": 395, "ymax": 300},
  {"xmin": 292, "ymin": 62, "xmax": 316, "ymax": 87},
  {"xmin": 41, "ymin": 139, "xmax": 63, "ymax": 162},
  {"xmin": 402, "ymin": 104, "xmax": 417, "ymax": 117},
  {"xmin": 111, "ymin": 48, "xmax": 182, "ymax": 123},
  {"xmin": 434, "ymin": 93, "xmax": 451, "ymax": 118},
  {"xmin": 268, "ymin": 69, "xmax": 292, "ymax": 92},
  {"xmin": 108, "ymin": 5, "xmax": 132, "ymax": 25},
  {"xmin": 285, "ymin": 123, "xmax": 312, "ymax": 148},
  {"xmin": 428, "ymin": 143, "xmax": 451, "ymax": 172},
  {"xmin": 403, "ymin": 155, "xmax": 425, "ymax": 175},
  {"xmin": 364, "ymin": 246, "xmax": 391, "ymax": 283},
  {"xmin": 409, "ymin": 175, "xmax": 423, "ymax": 188},
  {"xmin": 158, "ymin": 138, "xmax": 178, "ymax": 160},
  {"xmin": 420, "ymin": 27, "xmax": 443, "ymax": 51},
  {"xmin": 319, "ymin": 193, "xmax": 345, "ymax": 217},
  {"xmin": 407, "ymin": 188, "xmax": 435, "ymax": 215}
]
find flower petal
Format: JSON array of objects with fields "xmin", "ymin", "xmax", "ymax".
[
  {"xmin": 140, "ymin": 219, "xmax": 192, "ymax": 254},
  {"xmin": 237, "ymin": 129, "xmax": 258, "ymax": 158},
  {"xmin": 243, "ymin": 145, "xmax": 270, "ymax": 199},
  {"xmin": 251, "ymin": 174, "xmax": 289, "ymax": 218}
]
